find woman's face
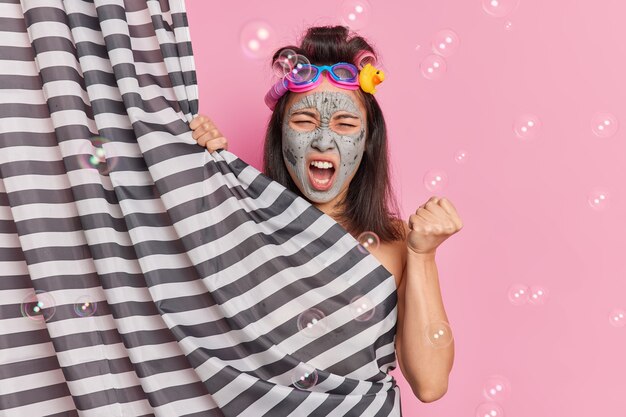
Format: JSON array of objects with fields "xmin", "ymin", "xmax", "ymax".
[{"xmin": 281, "ymin": 77, "xmax": 368, "ymax": 204}]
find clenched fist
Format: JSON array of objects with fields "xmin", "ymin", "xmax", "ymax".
[
  {"xmin": 407, "ymin": 196, "xmax": 463, "ymax": 256},
  {"xmin": 190, "ymin": 114, "xmax": 229, "ymax": 153}
]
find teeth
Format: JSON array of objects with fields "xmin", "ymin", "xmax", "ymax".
[
  {"xmin": 313, "ymin": 178, "xmax": 330, "ymax": 184},
  {"xmin": 310, "ymin": 160, "xmax": 334, "ymax": 169}
]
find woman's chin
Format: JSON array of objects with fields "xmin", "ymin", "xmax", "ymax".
[{"xmin": 302, "ymin": 187, "xmax": 336, "ymax": 204}]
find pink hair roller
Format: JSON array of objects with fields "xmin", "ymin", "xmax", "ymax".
[
  {"xmin": 353, "ymin": 50, "xmax": 377, "ymax": 70},
  {"xmin": 264, "ymin": 78, "xmax": 289, "ymax": 110}
]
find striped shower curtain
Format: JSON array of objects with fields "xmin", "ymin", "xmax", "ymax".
[{"xmin": 0, "ymin": 1, "xmax": 402, "ymax": 416}]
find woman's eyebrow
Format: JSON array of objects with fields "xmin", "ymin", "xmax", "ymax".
[
  {"xmin": 292, "ymin": 110, "xmax": 319, "ymax": 118},
  {"xmin": 333, "ymin": 114, "xmax": 359, "ymax": 120}
]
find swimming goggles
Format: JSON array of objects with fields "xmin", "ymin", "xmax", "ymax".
[{"xmin": 265, "ymin": 62, "xmax": 360, "ymax": 110}]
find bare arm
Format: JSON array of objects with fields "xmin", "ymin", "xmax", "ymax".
[
  {"xmin": 395, "ymin": 196, "xmax": 461, "ymax": 401},
  {"xmin": 395, "ymin": 244, "xmax": 454, "ymax": 403}
]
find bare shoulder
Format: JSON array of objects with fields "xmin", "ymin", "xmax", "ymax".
[
  {"xmin": 386, "ymin": 218, "xmax": 409, "ymax": 252},
  {"xmin": 371, "ymin": 219, "xmax": 409, "ymax": 288}
]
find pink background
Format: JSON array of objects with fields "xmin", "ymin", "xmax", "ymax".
[{"xmin": 186, "ymin": 1, "xmax": 626, "ymax": 416}]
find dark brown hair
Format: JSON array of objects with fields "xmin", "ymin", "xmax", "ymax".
[{"xmin": 262, "ymin": 26, "xmax": 405, "ymax": 243}]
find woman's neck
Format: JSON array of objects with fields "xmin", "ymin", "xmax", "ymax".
[{"xmin": 312, "ymin": 186, "xmax": 346, "ymax": 217}]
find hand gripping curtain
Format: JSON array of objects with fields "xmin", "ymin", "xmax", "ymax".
[{"xmin": 0, "ymin": 1, "xmax": 402, "ymax": 416}]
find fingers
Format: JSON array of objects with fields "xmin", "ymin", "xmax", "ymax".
[
  {"xmin": 418, "ymin": 197, "xmax": 447, "ymax": 218},
  {"xmin": 203, "ymin": 136, "xmax": 229, "ymax": 153},
  {"xmin": 190, "ymin": 114, "xmax": 207, "ymax": 130},
  {"xmin": 408, "ymin": 213, "xmax": 431, "ymax": 232},
  {"xmin": 196, "ymin": 126, "xmax": 224, "ymax": 145},
  {"xmin": 419, "ymin": 196, "xmax": 458, "ymax": 218},
  {"xmin": 190, "ymin": 114, "xmax": 220, "ymax": 138},
  {"xmin": 192, "ymin": 123, "xmax": 222, "ymax": 141},
  {"xmin": 438, "ymin": 198, "xmax": 463, "ymax": 229},
  {"xmin": 190, "ymin": 114, "xmax": 229, "ymax": 152},
  {"xmin": 415, "ymin": 196, "xmax": 463, "ymax": 232}
]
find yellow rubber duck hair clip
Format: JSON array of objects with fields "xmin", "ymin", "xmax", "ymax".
[
  {"xmin": 359, "ymin": 63, "xmax": 385, "ymax": 94},
  {"xmin": 355, "ymin": 50, "xmax": 385, "ymax": 94}
]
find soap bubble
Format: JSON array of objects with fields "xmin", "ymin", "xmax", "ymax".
[
  {"xmin": 79, "ymin": 136, "xmax": 115, "ymax": 175},
  {"xmin": 475, "ymin": 401, "xmax": 505, "ymax": 417},
  {"xmin": 507, "ymin": 283, "xmax": 529, "ymax": 306},
  {"xmin": 425, "ymin": 321, "xmax": 453, "ymax": 348},
  {"xmin": 423, "ymin": 169, "xmax": 448, "ymax": 192},
  {"xmin": 504, "ymin": 20, "xmax": 513, "ymax": 30},
  {"xmin": 483, "ymin": 374, "xmax": 512, "ymax": 401},
  {"xmin": 240, "ymin": 20, "xmax": 275, "ymax": 59},
  {"xmin": 432, "ymin": 29, "xmax": 460, "ymax": 58},
  {"xmin": 454, "ymin": 149, "xmax": 468, "ymax": 164},
  {"xmin": 338, "ymin": 0, "xmax": 372, "ymax": 30},
  {"xmin": 513, "ymin": 114, "xmax": 541, "ymax": 140},
  {"xmin": 21, "ymin": 290, "xmax": 56, "ymax": 322},
  {"xmin": 73, "ymin": 296, "xmax": 98, "ymax": 318},
  {"xmin": 482, "ymin": 0, "xmax": 520, "ymax": 18},
  {"xmin": 608, "ymin": 308, "xmax": 625, "ymax": 327},
  {"xmin": 285, "ymin": 54, "xmax": 313, "ymax": 84},
  {"xmin": 350, "ymin": 295, "xmax": 376, "ymax": 321},
  {"xmin": 273, "ymin": 49, "xmax": 298, "ymax": 77},
  {"xmin": 591, "ymin": 112, "xmax": 619, "ymax": 138},
  {"xmin": 297, "ymin": 308, "xmax": 327, "ymax": 337},
  {"xmin": 587, "ymin": 187, "xmax": 610, "ymax": 211},
  {"xmin": 291, "ymin": 362, "xmax": 318, "ymax": 389},
  {"xmin": 528, "ymin": 285, "xmax": 548, "ymax": 305},
  {"xmin": 357, "ymin": 231, "xmax": 380, "ymax": 253},
  {"xmin": 420, "ymin": 54, "xmax": 447, "ymax": 80}
]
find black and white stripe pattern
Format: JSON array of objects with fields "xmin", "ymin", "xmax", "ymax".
[{"xmin": 0, "ymin": 1, "xmax": 401, "ymax": 415}]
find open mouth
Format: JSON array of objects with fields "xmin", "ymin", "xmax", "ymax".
[{"xmin": 307, "ymin": 161, "xmax": 337, "ymax": 191}]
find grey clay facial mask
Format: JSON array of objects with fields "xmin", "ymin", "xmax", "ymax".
[{"xmin": 282, "ymin": 91, "xmax": 366, "ymax": 203}]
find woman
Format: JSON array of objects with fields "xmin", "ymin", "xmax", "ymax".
[{"xmin": 189, "ymin": 26, "xmax": 462, "ymax": 404}]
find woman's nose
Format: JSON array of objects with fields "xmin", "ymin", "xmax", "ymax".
[{"xmin": 311, "ymin": 129, "xmax": 336, "ymax": 152}]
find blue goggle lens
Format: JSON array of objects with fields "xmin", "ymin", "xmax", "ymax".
[{"xmin": 289, "ymin": 63, "xmax": 358, "ymax": 84}]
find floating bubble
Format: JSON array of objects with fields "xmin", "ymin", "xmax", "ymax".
[
  {"xmin": 591, "ymin": 112, "xmax": 619, "ymax": 138},
  {"xmin": 425, "ymin": 321, "xmax": 453, "ymax": 348},
  {"xmin": 475, "ymin": 401, "xmax": 505, "ymax": 417},
  {"xmin": 357, "ymin": 231, "xmax": 380, "ymax": 254},
  {"xmin": 21, "ymin": 290, "xmax": 56, "ymax": 322},
  {"xmin": 338, "ymin": 0, "xmax": 372, "ymax": 30},
  {"xmin": 587, "ymin": 187, "xmax": 610, "ymax": 211},
  {"xmin": 528, "ymin": 285, "xmax": 548, "ymax": 305},
  {"xmin": 273, "ymin": 49, "xmax": 298, "ymax": 78},
  {"xmin": 513, "ymin": 114, "xmax": 541, "ymax": 140},
  {"xmin": 291, "ymin": 362, "xmax": 319, "ymax": 389},
  {"xmin": 420, "ymin": 54, "xmax": 447, "ymax": 80},
  {"xmin": 454, "ymin": 149, "xmax": 468, "ymax": 164},
  {"xmin": 504, "ymin": 20, "xmax": 513, "ymax": 30},
  {"xmin": 79, "ymin": 136, "xmax": 115, "ymax": 175},
  {"xmin": 482, "ymin": 0, "xmax": 520, "ymax": 18},
  {"xmin": 73, "ymin": 296, "xmax": 98, "ymax": 318},
  {"xmin": 507, "ymin": 283, "xmax": 529, "ymax": 306},
  {"xmin": 431, "ymin": 29, "xmax": 460, "ymax": 58},
  {"xmin": 608, "ymin": 308, "xmax": 625, "ymax": 327},
  {"xmin": 240, "ymin": 20, "xmax": 276, "ymax": 59},
  {"xmin": 423, "ymin": 169, "xmax": 448, "ymax": 192},
  {"xmin": 297, "ymin": 308, "xmax": 327, "ymax": 337},
  {"xmin": 285, "ymin": 54, "xmax": 313, "ymax": 84},
  {"xmin": 350, "ymin": 295, "xmax": 376, "ymax": 321},
  {"xmin": 483, "ymin": 374, "xmax": 512, "ymax": 401}
]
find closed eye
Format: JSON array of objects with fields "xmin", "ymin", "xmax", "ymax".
[{"xmin": 333, "ymin": 114, "xmax": 360, "ymax": 129}]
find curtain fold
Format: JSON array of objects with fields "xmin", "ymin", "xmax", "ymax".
[{"xmin": 0, "ymin": 1, "xmax": 402, "ymax": 416}]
